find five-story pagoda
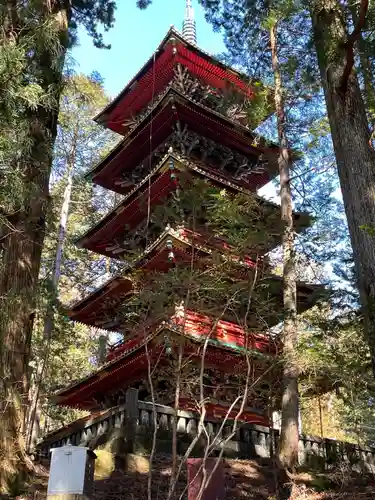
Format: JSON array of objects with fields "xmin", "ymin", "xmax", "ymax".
[{"xmin": 52, "ymin": 2, "xmax": 322, "ymax": 431}]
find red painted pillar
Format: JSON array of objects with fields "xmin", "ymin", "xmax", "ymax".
[{"xmin": 187, "ymin": 458, "xmax": 225, "ymax": 500}]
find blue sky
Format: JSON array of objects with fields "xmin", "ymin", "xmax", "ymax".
[{"xmin": 71, "ymin": 0, "xmax": 225, "ymax": 98}]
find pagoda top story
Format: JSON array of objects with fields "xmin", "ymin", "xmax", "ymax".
[{"xmin": 94, "ymin": 26, "xmax": 266, "ymax": 136}]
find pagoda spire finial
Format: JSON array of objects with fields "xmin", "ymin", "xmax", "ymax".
[{"xmin": 182, "ymin": 0, "xmax": 197, "ymax": 44}]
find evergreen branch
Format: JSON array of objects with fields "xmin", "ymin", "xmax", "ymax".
[
  {"xmin": 289, "ymin": 162, "xmax": 335, "ymax": 183},
  {"xmin": 340, "ymin": 0, "xmax": 369, "ymax": 93}
]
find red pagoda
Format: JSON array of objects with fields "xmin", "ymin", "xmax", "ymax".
[{"xmin": 52, "ymin": 5, "xmax": 323, "ymax": 430}]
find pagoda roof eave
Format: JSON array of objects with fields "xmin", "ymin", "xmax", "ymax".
[
  {"xmin": 67, "ymin": 274, "xmax": 133, "ymax": 323},
  {"xmin": 94, "ymin": 27, "xmax": 257, "ymax": 132},
  {"xmin": 77, "ymin": 153, "xmax": 311, "ymax": 259},
  {"xmin": 51, "ymin": 319, "xmax": 277, "ymax": 408},
  {"xmin": 86, "ymin": 87, "xmax": 280, "ymax": 193},
  {"xmin": 51, "ymin": 325, "xmax": 164, "ymax": 406},
  {"xmin": 69, "ymin": 226, "xmax": 250, "ymax": 324},
  {"xmin": 68, "ymin": 227, "xmax": 214, "ymax": 324},
  {"xmin": 78, "ymin": 152, "xmax": 258, "ymax": 247},
  {"xmin": 66, "ymin": 230, "xmax": 327, "ymax": 332}
]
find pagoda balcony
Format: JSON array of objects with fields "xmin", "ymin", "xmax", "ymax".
[
  {"xmin": 38, "ymin": 389, "xmax": 375, "ymax": 474},
  {"xmin": 39, "ymin": 394, "xmax": 270, "ymax": 459},
  {"xmin": 105, "ymin": 308, "xmax": 280, "ymax": 363}
]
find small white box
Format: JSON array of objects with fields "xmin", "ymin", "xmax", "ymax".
[{"xmin": 47, "ymin": 446, "xmax": 96, "ymax": 496}]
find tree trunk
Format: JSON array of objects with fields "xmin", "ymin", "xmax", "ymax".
[
  {"xmin": 0, "ymin": 5, "xmax": 70, "ymax": 490},
  {"xmin": 26, "ymin": 166, "xmax": 74, "ymax": 450},
  {"xmin": 52, "ymin": 167, "xmax": 74, "ymax": 288},
  {"xmin": 0, "ymin": 221, "xmax": 44, "ymax": 490},
  {"xmin": 349, "ymin": 4, "xmax": 375, "ymax": 142},
  {"xmin": 270, "ymin": 23, "xmax": 299, "ymax": 471},
  {"xmin": 310, "ymin": 0, "xmax": 375, "ymax": 377}
]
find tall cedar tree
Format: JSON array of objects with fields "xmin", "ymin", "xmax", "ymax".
[
  {"xmin": 269, "ymin": 19, "xmax": 299, "ymax": 470},
  {"xmin": 309, "ymin": 0, "xmax": 375, "ymax": 377},
  {"xmin": 0, "ymin": 2, "xmax": 115, "ymax": 492}
]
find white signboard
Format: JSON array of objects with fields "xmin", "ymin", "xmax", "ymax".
[{"xmin": 47, "ymin": 446, "xmax": 91, "ymax": 495}]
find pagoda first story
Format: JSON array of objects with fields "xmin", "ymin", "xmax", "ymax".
[{"xmin": 38, "ymin": 28, "xmax": 324, "ymax": 460}]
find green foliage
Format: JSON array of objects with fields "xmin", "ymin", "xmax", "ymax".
[
  {"xmin": 246, "ymin": 81, "xmax": 274, "ymax": 126},
  {"xmin": 298, "ymin": 310, "xmax": 375, "ymax": 445},
  {"xmin": 69, "ymin": 0, "xmax": 116, "ymax": 48},
  {"xmin": 30, "ymin": 73, "xmax": 118, "ymax": 433},
  {"xmin": 150, "ymin": 177, "xmax": 289, "ymax": 258},
  {"xmin": 360, "ymin": 224, "xmax": 375, "ymax": 237},
  {"xmin": 53, "ymin": 72, "xmax": 116, "ymax": 178},
  {"xmin": 0, "ymin": 0, "xmax": 116, "ymax": 219},
  {"xmin": 31, "ymin": 311, "xmax": 97, "ymax": 432}
]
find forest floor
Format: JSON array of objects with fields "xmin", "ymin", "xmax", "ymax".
[{"xmin": 22, "ymin": 455, "xmax": 375, "ymax": 499}]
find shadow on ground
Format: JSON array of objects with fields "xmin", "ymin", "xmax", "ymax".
[{"xmin": 24, "ymin": 455, "xmax": 375, "ymax": 499}]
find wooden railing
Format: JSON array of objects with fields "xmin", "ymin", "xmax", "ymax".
[{"xmin": 38, "ymin": 390, "xmax": 375, "ymax": 473}]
